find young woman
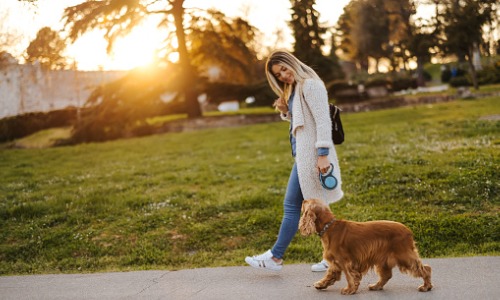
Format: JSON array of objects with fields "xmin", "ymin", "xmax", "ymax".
[{"xmin": 245, "ymin": 50, "xmax": 344, "ymax": 271}]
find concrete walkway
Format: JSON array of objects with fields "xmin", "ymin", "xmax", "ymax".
[{"xmin": 0, "ymin": 256, "xmax": 498, "ymax": 300}]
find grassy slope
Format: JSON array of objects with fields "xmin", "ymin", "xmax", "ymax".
[{"xmin": 0, "ymin": 97, "xmax": 498, "ymax": 275}]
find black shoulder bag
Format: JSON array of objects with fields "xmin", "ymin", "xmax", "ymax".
[
  {"xmin": 301, "ymin": 91, "xmax": 345, "ymax": 145},
  {"xmin": 329, "ymin": 104, "xmax": 344, "ymax": 145}
]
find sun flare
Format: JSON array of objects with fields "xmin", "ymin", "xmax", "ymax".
[{"xmin": 67, "ymin": 22, "xmax": 166, "ymax": 71}]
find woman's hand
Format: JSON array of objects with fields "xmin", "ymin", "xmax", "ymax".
[
  {"xmin": 317, "ymin": 156, "xmax": 330, "ymax": 174},
  {"xmin": 273, "ymin": 97, "xmax": 288, "ymax": 114}
]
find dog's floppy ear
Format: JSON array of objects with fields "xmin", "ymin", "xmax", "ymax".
[{"xmin": 299, "ymin": 202, "xmax": 317, "ymax": 236}]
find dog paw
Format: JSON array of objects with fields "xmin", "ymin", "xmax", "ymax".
[
  {"xmin": 341, "ymin": 287, "xmax": 357, "ymax": 295},
  {"xmin": 368, "ymin": 283, "xmax": 383, "ymax": 291},
  {"xmin": 313, "ymin": 281, "xmax": 328, "ymax": 290},
  {"xmin": 418, "ymin": 284, "xmax": 432, "ymax": 292}
]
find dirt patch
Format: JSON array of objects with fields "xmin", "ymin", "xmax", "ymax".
[{"xmin": 479, "ymin": 115, "xmax": 500, "ymax": 121}]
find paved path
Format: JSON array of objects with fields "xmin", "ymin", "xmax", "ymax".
[{"xmin": 1, "ymin": 256, "xmax": 498, "ymax": 300}]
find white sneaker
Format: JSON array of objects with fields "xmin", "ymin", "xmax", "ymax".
[
  {"xmin": 245, "ymin": 250, "xmax": 283, "ymax": 271},
  {"xmin": 311, "ymin": 259, "xmax": 329, "ymax": 272}
]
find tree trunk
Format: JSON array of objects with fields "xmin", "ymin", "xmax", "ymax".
[
  {"xmin": 416, "ymin": 55, "xmax": 426, "ymax": 87},
  {"xmin": 172, "ymin": 0, "xmax": 201, "ymax": 118},
  {"xmin": 358, "ymin": 57, "xmax": 369, "ymax": 73},
  {"xmin": 467, "ymin": 49, "xmax": 479, "ymax": 91},
  {"xmin": 472, "ymin": 42, "xmax": 482, "ymax": 71}
]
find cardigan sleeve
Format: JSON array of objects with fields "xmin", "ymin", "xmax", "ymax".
[{"xmin": 302, "ymin": 79, "xmax": 334, "ymax": 149}]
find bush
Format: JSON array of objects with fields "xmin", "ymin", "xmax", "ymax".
[
  {"xmin": 441, "ymin": 67, "xmax": 466, "ymax": 83},
  {"xmin": 365, "ymin": 78, "xmax": 389, "ymax": 88},
  {"xmin": 449, "ymin": 76, "xmax": 472, "ymax": 87},
  {"xmin": 423, "ymin": 70, "xmax": 432, "ymax": 81},
  {"xmin": 191, "ymin": 80, "xmax": 275, "ymax": 108},
  {"xmin": 326, "ymin": 79, "xmax": 354, "ymax": 91},
  {"xmin": 390, "ymin": 76, "xmax": 418, "ymax": 92},
  {"xmin": 476, "ymin": 62, "xmax": 500, "ymax": 85},
  {"xmin": 326, "ymin": 80, "xmax": 360, "ymax": 103},
  {"xmin": 0, "ymin": 108, "xmax": 77, "ymax": 142}
]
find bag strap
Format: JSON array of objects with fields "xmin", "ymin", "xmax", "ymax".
[{"xmin": 331, "ymin": 104, "xmax": 342, "ymax": 118}]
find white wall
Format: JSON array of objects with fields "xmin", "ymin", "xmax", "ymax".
[{"xmin": 0, "ymin": 63, "xmax": 126, "ymax": 119}]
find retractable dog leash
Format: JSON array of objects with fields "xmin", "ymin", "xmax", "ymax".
[{"xmin": 319, "ymin": 163, "xmax": 338, "ymax": 190}]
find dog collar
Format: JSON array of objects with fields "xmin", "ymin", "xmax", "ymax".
[{"xmin": 318, "ymin": 219, "xmax": 335, "ymax": 237}]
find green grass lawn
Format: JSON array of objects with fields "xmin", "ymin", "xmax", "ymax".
[{"xmin": 0, "ymin": 97, "xmax": 499, "ymax": 275}]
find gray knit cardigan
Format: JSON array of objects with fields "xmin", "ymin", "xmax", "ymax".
[{"xmin": 281, "ymin": 78, "xmax": 344, "ymax": 204}]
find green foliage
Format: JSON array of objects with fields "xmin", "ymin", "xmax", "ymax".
[
  {"xmin": 449, "ymin": 76, "xmax": 472, "ymax": 87},
  {"xmin": 326, "ymin": 80, "xmax": 360, "ymax": 103},
  {"xmin": 0, "ymin": 98, "xmax": 499, "ymax": 275},
  {"xmin": 289, "ymin": 0, "xmax": 325, "ymax": 58},
  {"xmin": 389, "ymin": 76, "xmax": 417, "ymax": 92},
  {"xmin": 407, "ymin": 30, "xmax": 436, "ymax": 65},
  {"xmin": 476, "ymin": 61, "xmax": 500, "ymax": 85},
  {"xmin": 327, "ymin": 80, "xmax": 355, "ymax": 91},
  {"xmin": 62, "ymin": 0, "xmax": 145, "ymax": 53},
  {"xmin": 188, "ymin": 10, "xmax": 260, "ymax": 84},
  {"xmin": 25, "ymin": 27, "xmax": 67, "ymax": 70},
  {"xmin": 203, "ymin": 81, "xmax": 274, "ymax": 107},
  {"xmin": 0, "ymin": 108, "xmax": 76, "ymax": 143},
  {"xmin": 70, "ymin": 66, "xmax": 182, "ymax": 143},
  {"xmin": 364, "ymin": 77, "xmax": 389, "ymax": 88},
  {"xmin": 337, "ymin": 0, "xmax": 414, "ymax": 72},
  {"xmin": 439, "ymin": 0, "xmax": 496, "ymax": 59},
  {"xmin": 68, "ymin": 68, "xmax": 273, "ymax": 143},
  {"xmin": 441, "ymin": 67, "xmax": 461, "ymax": 83},
  {"xmin": 289, "ymin": 0, "xmax": 343, "ymax": 81},
  {"xmin": 62, "ymin": 0, "xmax": 204, "ymax": 119},
  {"xmin": 62, "ymin": 0, "xmax": 262, "ymax": 123}
]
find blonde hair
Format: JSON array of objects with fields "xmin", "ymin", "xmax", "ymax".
[{"xmin": 265, "ymin": 50, "xmax": 321, "ymax": 104}]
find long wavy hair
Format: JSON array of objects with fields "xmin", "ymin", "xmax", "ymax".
[{"xmin": 265, "ymin": 50, "xmax": 321, "ymax": 104}]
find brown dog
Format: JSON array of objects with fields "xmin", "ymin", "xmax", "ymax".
[{"xmin": 299, "ymin": 199, "xmax": 432, "ymax": 295}]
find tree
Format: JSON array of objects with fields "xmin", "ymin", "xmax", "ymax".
[
  {"xmin": 326, "ymin": 33, "xmax": 345, "ymax": 80},
  {"xmin": 63, "ymin": 0, "xmax": 202, "ymax": 118},
  {"xmin": 289, "ymin": 0, "xmax": 343, "ymax": 81},
  {"xmin": 438, "ymin": 0, "xmax": 497, "ymax": 90},
  {"xmin": 25, "ymin": 27, "xmax": 67, "ymax": 70},
  {"xmin": 188, "ymin": 10, "xmax": 259, "ymax": 84},
  {"xmin": 384, "ymin": 0, "xmax": 415, "ymax": 72},
  {"xmin": 63, "ymin": 0, "xmax": 260, "ymax": 121},
  {"xmin": 405, "ymin": 1, "xmax": 440, "ymax": 86},
  {"xmin": 337, "ymin": 1, "xmax": 369, "ymax": 71},
  {"xmin": 62, "ymin": 1, "xmax": 260, "ymax": 142},
  {"xmin": 407, "ymin": 25, "xmax": 437, "ymax": 86},
  {"xmin": 337, "ymin": 0, "xmax": 415, "ymax": 74},
  {"xmin": 71, "ymin": 65, "xmax": 181, "ymax": 142}
]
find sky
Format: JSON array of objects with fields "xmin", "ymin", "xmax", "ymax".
[
  {"xmin": 0, "ymin": 0, "xmax": 351, "ymax": 70},
  {"xmin": 1, "ymin": 0, "xmax": 430, "ymax": 71}
]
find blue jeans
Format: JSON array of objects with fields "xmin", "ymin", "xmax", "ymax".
[{"xmin": 271, "ymin": 163, "xmax": 304, "ymax": 259}]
